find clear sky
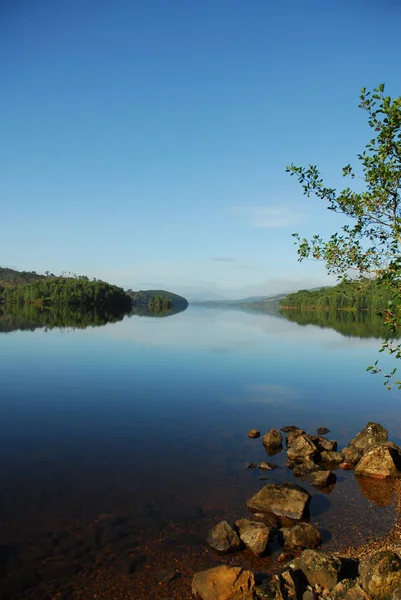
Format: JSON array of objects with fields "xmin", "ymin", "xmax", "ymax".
[{"xmin": 1, "ymin": 0, "xmax": 401, "ymax": 299}]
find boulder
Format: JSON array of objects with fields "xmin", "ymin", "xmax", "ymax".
[
  {"xmin": 255, "ymin": 574, "xmax": 286, "ymax": 599},
  {"xmin": 286, "ymin": 430, "xmax": 307, "ymax": 448},
  {"xmin": 287, "ymin": 435, "xmax": 317, "ymax": 462},
  {"xmin": 280, "ymin": 522, "xmax": 321, "ymax": 550},
  {"xmin": 192, "ymin": 565, "xmax": 255, "ymax": 600},
  {"xmin": 292, "ymin": 459, "xmax": 321, "ymax": 477},
  {"xmin": 319, "ymin": 450, "xmax": 344, "ymax": 464},
  {"xmin": 246, "ymin": 483, "xmax": 310, "ymax": 520},
  {"xmin": 289, "ymin": 549, "xmax": 342, "ymax": 590},
  {"xmin": 263, "ymin": 429, "xmax": 283, "ymax": 448},
  {"xmin": 331, "ymin": 578, "xmax": 371, "ymax": 599},
  {"xmin": 317, "ymin": 427, "xmax": 330, "ymax": 435},
  {"xmin": 248, "ymin": 429, "xmax": 260, "ymax": 439},
  {"xmin": 235, "ymin": 519, "xmax": 272, "ymax": 557},
  {"xmin": 206, "ymin": 521, "xmax": 242, "ymax": 554},
  {"xmin": 359, "ymin": 550, "xmax": 401, "ymax": 599},
  {"xmin": 349, "ymin": 422, "xmax": 388, "ymax": 453},
  {"xmin": 306, "ymin": 470, "xmax": 336, "ymax": 488},
  {"xmin": 354, "ymin": 445, "xmax": 401, "ymax": 478},
  {"xmin": 312, "ymin": 436, "xmax": 337, "ymax": 452},
  {"xmin": 342, "ymin": 447, "xmax": 362, "ymax": 465}
]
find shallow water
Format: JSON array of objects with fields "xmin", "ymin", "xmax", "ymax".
[{"xmin": 0, "ymin": 306, "xmax": 400, "ymax": 599}]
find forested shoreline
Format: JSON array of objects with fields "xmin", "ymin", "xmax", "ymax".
[{"xmin": 280, "ymin": 280, "xmax": 396, "ymax": 312}]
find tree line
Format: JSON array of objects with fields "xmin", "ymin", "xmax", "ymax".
[{"xmin": 280, "ymin": 280, "xmax": 396, "ymax": 311}]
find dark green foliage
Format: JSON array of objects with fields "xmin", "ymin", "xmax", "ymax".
[
  {"xmin": 148, "ymin": 295, "xmax": 172, "ymax": 312},
  {"xmin": 0, "ymin": 303, "xmax": 127, "ymax": 333},
  {"xmin": 281, "ymin": 307, "xmax": 388, "ymax": 339},
  {"xmin": 1, "ymin": 277, "xmax": 131, "ymax": 310},
  {"xmin": 0, "ymin": 267, "xmax": 50, "ymax": 285},
  {"xmin": 126, "ymin": 289, "xmax": 188, "ymax": 307},
  {"xmin": 280, "ymin": 280, "xmax": 396, "ymax": 311}
]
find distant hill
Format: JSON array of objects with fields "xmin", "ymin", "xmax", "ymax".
[
  {"xmin": 191, "ymin": 293, "xmax": 287, "ymax": 310},
  {"xmin": 187, "ymin": 290, "xmax": 228, "ymax": 302},
  {"xmin": 126, "ymin": 289, "xmax": 188, "ymax": 307}
]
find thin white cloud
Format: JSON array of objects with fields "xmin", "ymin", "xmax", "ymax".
[{"xmin": 229, "ymin": 205, "xmax": 307, "ymax": 228}]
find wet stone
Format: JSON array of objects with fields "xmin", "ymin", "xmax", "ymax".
[
  {"xmin": 280, "ymin": 522, "xmax": 322, "ymax": 550},
  {"xmin": 192, "ymin": 565, "xmax": 255, "ymax": 600},
  {"xmin": 317, "ymin": 427, "xmax": 330, "ymax": 435},
  {"xmin": 235, "ymin": 519, "xmax": 272, "ymax": 557},
  {"xmin": 263, "ymin": 429, "xmax": 284, "ymax": 448},
  {"xmin": 319, "ymin": 450, "xmax": 344, "ymax": 464},
  {"xmin": 248, "ymin": 429, "xmax": 261, "ymax": 438},
  {"xmin": 359, "ymin": 550, "xmax": 401, "ymax": 600},
  {"xmin": 287, "ymin": 435, "xmax": 317, "ymax": 462},
  {"xmin": 247, "ymin": 483, "xmax": 311, "ymax": 520},
  {"xmin": 281, "ymin": 426, "xmax": 303, "ymax": 433},
  {"xmin": 289, "ymin": 549, "xmax": 342, "ymax": 590},
  {"xmin": 207, "ymin": 520, "xmax": 242, "ymax": 554},
  {"xmin": 306, "ymin": 470, "xmax": 336, "ymax": 488}
]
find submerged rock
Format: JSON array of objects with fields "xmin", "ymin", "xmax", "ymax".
[
  {"xmin": 287, "ymin": 435, "xmax": 317, "ymax": 462},
  {"xmin": 349, "ymin": 422, "xmax": 388, "ymax": 453},
  {"xmin": 280, "ymin": 522, "xmax": 321, "ymax": 550},
  {"xmin": 246, "ymin": 483, "xmax": 310, "ymax": 520},
  {"xmin": 192, "ymin": 565, "xmax": 255, "ymax": 600},
  {"xmin": 354, "ymin": 445, "xmax": 401, "ymax": 478},
  {"xmin": 317, "ymin": 427, "xmax": 330, "ymax": 435},
  {"xmin": 359, "ymin": 550, "xmax": 401, "ymax": 599},
  {"xmin": 206, "ymin": 521, "xmax": 242, "ymax": 554},
  {"xmin": 281, "ymin": 425, "xmax": 303, "ymax": 433},
  {"xmin": 235, "ymin": 519, "xmax": 272, "ymax": 556},
  {"xmin": 248, "ymin": 429, "xmax": 261, "ymax": 439},
  {"xmin": 289, "ymin": 549, "xmax": 342, "ymax": 590},
  {"xmin": 306, "ymin": 470, "xmax": 336, "ymax": 488}
]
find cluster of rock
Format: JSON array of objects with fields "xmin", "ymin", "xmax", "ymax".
[
  {"xmin": 192, "ymin": 422, "xmax": 401, "ymax": 599},
  {"xmin": 261, "ymin": 421, "xmax": 401, "ymax": 483},
  {"xmin": 192, "ymin": 549, "xmax": 401, "ymax": 599}
]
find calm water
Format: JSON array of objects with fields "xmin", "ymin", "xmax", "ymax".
[{"xmin": 1, "ymin": 305, "xmax": 401, "ymax": 599}]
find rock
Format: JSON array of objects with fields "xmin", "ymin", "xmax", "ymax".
[
  {"xmin": 278, "ymin": 551, "xmax": 295, "ymax": 563},
  {"xmin": 302, "ymin": 591, "xmax": 314, "ymax": 600},
  {"xmin": 246, "ymin": 463, "xmax": 257, "ymax": 469},
  {"xmin": 263, "ymin": 429, "xmax": 283, "ymax": 448},
  {"xmin": 285, "ymin": 459, "xmax": 296, "ymax": 470},
  {"xmin": 281, "ymin": 426, "xmax": 303, "ymax": 433},
  {"xmin": 280, "ymin": 522, "xmax": 321, "ymax": 549},
  {"xmin": 354, "ymin": 445, "xmax": 401, "ymax": 478},
  {"xmin": 306, "ymin": 470, "xmax": 336, "ymax": 488},
  {"xmin": 255, "ymin": 574, "xmax": 286, "ymax": 599},
  {"xmin": 156, "ymin": 568, "xmax": 178, "ymax": 583},
  {"xmin": 393, "ymin": 588, "xmax": 401, "ymax": 600},
  {"xmin": 286, "ymin": 430, "xmax": 305, "ymax": 447},
  {"xmin": 359, "ymin": 551, "xmax": 401, "ymax": 599},
  {"xmin": 342, "ymin": 447, "xmax": 362, "ymax": 465},
  {"xmin": 289, "ymin": 549, "xmax": 341, "ymax": 590},
  {"xmin": 248, "ymin": 429, "xmax": 261, "ymax": 438},
  {"xmin": 331, "ymin": 578, "xmax": 371, "ymax": 599},
  {"xmin": 319, "ymin": 450, "xmax": 344, "ymax": 464},
  {"xmin": 287, "ymin": 435, "xmax": 317, "ymax": 462},
  {"xmin": 207, "ymin": 521, "xmax": 242, "ymax": 554},
  {"xmin": 340, "ymin": 462, "xmax": 356, "ymax": 471},
  {"xmin": 192, "ymin": 565, "xmax": 255, "ymax": 600},
  {"xmin": 246, "ymin": 483, "xmax": 310, "ymax": 520},
  {"xmin": 311, "ymin": 436, "xmax": 337, "ymax": 452},
  {"xmin": 280, "ymin": 568, "xmax": 308, "ymax": 599},
  {"xmin": 349, "ymin": 422, "xmax": 388, "ymax": 453},
  {"xmin": 292, "ymin": 459, "xmax": 321, "ymax": 476},
  {"xmin": 235, "ymin": 519, "xmax": 272, "ymax": 556},
  {"xmin": 258, "ymin": 462, "xmax": 278, "ymax": 470},
  {"xmin": 317, "ymin": 427, "xmax": 330, "ymax": 435}
]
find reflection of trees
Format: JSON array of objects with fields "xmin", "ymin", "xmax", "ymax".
[
  {"xmin": 0, "ymin": 303, "xmax": 128, "ymax": 333},
  {"xmin": 129, "ymin": 305, "xmax": 187, "ymax": 318},
  {"xmin": 281, "ymin": 308, "xmax": 390, "ymax": 339}
]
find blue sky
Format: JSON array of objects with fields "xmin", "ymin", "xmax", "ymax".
[{"xmin": 1, "ymin": 0, "xmax": 401, "ymax": 299}]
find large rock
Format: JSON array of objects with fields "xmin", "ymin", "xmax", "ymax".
[
  {"xmin": 263, "ymin": 429, "xmax": 283, "ymax": 448},
  {"xmin": 235, "ymin": 519, "xmax": 272, "ymax": 557},
  {"xmin": 246, "ymin": 483, "xmax": 310, "ymax": 520},
  {"xmin": 354, "ymin": 445, "xmax": 401, "ymax": 478},
  {"xmin": 312, "ymin": 436, "xmax": 337, "ymax": 452},
  {"xmin": 349, "ymin": 422, "xmax": 388, "ymax": 453},
  {"xmin": 342, "ymin": 446, "xmax": 362, "ymax": 465},
  {"xmin": 331, "ymin": 579, "xmax": 371, "ymax": 599},
  {"xmin": 280, "ymin": 522, "xmax": 321, "ymax": 550},
  {"xmin": 359, "ymin": 551, "xmax": 401, "ymax": 599},
  {"xmin": 287, "ymin": 435, "xmax": 317, "ymax": 462},
  {"xmin": 286, "ymin": 430, "xmax": 305, "ymax": 447},
  {"xmin": 289, "ymin": 549, "xmax": 342, "ymax": 590},
  {"xmin": 319, "ymin": 450, "xmax": 344, "ymax": 464},
  {"xmin": 192, "ymin": 565, "xmax": 255, "ymax": 600},
  {"xmin": 207, "ymin": 521, "xmax": 242, "ymax": 554},
  {"xmin": 306, "ymin": 470, "xmax": 336, "ymax": 488}
]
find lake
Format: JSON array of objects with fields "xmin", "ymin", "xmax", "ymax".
[{"xmin": 0, "ymin": 305, "xmax": 400, "ymax": 599}]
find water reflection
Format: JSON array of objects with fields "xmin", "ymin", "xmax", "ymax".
[
  {"xmin": 0, "ymin": 302, "xmax": 187, "ymax": 333},
  {"xmin": 280, "ymin": 308, "xmax": 388, "ymax": 338}
]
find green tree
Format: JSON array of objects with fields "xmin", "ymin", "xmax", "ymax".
[{"xmin": 286, "ymin": 84, "xmax": 401, "ymax": 388}]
